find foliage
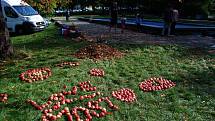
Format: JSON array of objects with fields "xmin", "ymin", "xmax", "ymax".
[
  {"xmin": 23, "ymin": 0, "xmax": 214, "ymax": 17},
  {"xmin": 181, "ymin": 0, "xmax": 211, "ymax": 18},
  {"xmin": 56, "ymin": 0, "xmax": 73, "ymax": 9},
  {"xmin": 209, "ymin": 0, "xmax": 215, "ymax": 14},
  {"xmin": 24, "ymin": 0, "xmax": 72, "ymax": 15},
  {"xmin": 24, "ymin": 0, "xmax": 54, "ymax": 14}
]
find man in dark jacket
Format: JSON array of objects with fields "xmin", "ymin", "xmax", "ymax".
[
  {"xmin": 171, "ymin": 8, "xmax": 179, "ymax": 35},
  {"xmin": 109, "ymin": 2, "xmax": 118, "ymax": 32},
  {"xmin": 161, "ymin": 6, "xmax": 174, "ymax": 36}
]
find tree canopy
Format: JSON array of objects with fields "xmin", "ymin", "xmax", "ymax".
[
  {"xmin": 24, "ymin": 0, "xmax": 73, "ymax": 15},
  {"xmin": 24, "ymin": 0, "xmax": 214, "ymax": 18}
]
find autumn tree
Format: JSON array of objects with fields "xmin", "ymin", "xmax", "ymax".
[
  {"xmin": 58, "ymin": 0, "xmax": 73, "ymax": 9},
  {"xmin": 24, "ymin": 0, "xmax": 58, "ymax": 15},
  {"xmin": 209, "ymin": 0, "xmax": 215, "ymax": 14},
  {"xmin": 0, "ymin": 0, "xmax": 13, "ymax": 59}
]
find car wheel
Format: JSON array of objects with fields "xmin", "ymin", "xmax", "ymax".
[
  {"xmin": 23, "ymin": 22, "xmax": 34, "ymax": 34},
  {"xmin": 15, "ymin": 26, "xmax": 23, "ymax": 35}
]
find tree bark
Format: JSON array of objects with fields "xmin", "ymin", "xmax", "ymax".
[{"xmin": 0, "ymin": 0, "xmax": 13, "ymax": 59}]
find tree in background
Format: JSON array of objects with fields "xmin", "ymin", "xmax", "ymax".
[
  {"xmin": 26, "ymin": 0, "xmax": 213, "ymax": 18},
  {"xmin": 24, "ymin": 0, "xmax": 58, "ymax": 15},
  {"xmin": 139, "ymin": 0, "xmax": 213, "ymax": 18},
  {"xmin": 57, "ymin": 0, "xmax": 74, "ymax": 10},
  {"xmin": 209, "ymin": 0, "xmax": 215, "ymax": 15},
  {"xmin": 25, "ymin": 0, "xmax": 73, "ymax": 15},
  {"xmin": 0, "ymin": 0, "xmax": 13, "ymax": 59}
]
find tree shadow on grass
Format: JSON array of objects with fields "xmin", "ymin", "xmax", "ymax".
[
  {"xmin": 113, "ymin": 43, "xmax": 215, "ymax": 96},
  {"xmin": 10, "ymin": 25, "xmax": 88, "ymax": 52},
  {"xmin": 9, "ymin": 27, "xmax": 215, "ymax": 94},
  {"xmin": 0, "ymin": 100, "xmax": 40, "ymax": 121},
  {"xmin": 177, "ymin": 65, "xmax": 215, "ymax": 97}
]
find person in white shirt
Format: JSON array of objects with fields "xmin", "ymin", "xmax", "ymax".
[{"xmin": 171, "ymin": 9, "xmax": 179, "ymax": 35}]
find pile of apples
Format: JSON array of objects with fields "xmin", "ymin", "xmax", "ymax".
[
  {"xmin": 27, "ymin": 81, "xmax": 120, "ymax": 121},
  {"xmin": 56, "ymin": 61, "xmax": 80, "ymax": 67},
  {"xmin": 88, "ymin": 97, "xmax": 119, "ymax": 111},
  {"xmin": 139, "ymin": 77, "xmax": 176, "ymax": 92},
  {"xmin": 0, "ymin": 93, "xmax": 8, "ymax": 102},
  {"xmin": 78, "ymin": 81, "xmax": 97, "ymax": 91},
  {"xmin": 41, "ymin": 107, "xmax": 72, "ymax": 121},
  {"xmin": 112, "ymin": 88, "xmax": 136, "ymax": 103},
  {"xmin": 19, "ymin": 67, "xmax": 52, "ymax": 83},
  {"xmin": 89, "ymin": 68, "xmax": 105, "ymax": 77}
]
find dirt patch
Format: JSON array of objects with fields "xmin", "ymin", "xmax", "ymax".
[{"xmin": 73, "ymin": 43, "xmax": 124, "ymax": 60}]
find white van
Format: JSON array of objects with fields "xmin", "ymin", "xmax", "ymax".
[{"xmin": 1, "ymin": 0, "xmax": 46, "ymax": 33}]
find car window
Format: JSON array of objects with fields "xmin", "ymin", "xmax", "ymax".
[
  {"xmin": 4, "ymin": 6, "xmax": 18, "ymax": 18},
  {"xmin": 13, "ymin": 6, "xmax": 38, "ymax": 16}
]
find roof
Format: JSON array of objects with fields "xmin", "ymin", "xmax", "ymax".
[{"xmin": 2, "ymin": 0, "xmax": 29, "ymax": 6}]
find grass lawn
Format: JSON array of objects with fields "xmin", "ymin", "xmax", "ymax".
[{"xmin": 0, "ymin": 25, "xmax": 215, "ymax": 121}]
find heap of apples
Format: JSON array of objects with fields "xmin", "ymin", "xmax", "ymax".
[
  {"xmin": 73, "ymin": 43, "xmax": 124, "ymax": 60},
  {"xmin": 78, "ymin": 80, "xmax": 97, "ymax": 91},
  {"xmin": 0, "ymin": 93, "xmax": 8, "ymax": 102},
  {"xmin": 27, "ymin": 81, "xmax": 120, "ymax": 121},
  {"xmin": 19, "ymin": 67, "xmax": 52, "ymax": 83},
  {"xmin": 112, "ymin": 88, "xmax": 136, "ymax": 103},
  {"xmin": 89, "ymin": 68, "xmax": 105, "ymax": 77},
  {"xmin": 139, "ymin": 77, "xmax": 176, "ymax": 92},
  {"xmin": 88, "ymin": 97, "xmax": 119, "ymax": 111},
  {"xmin": 56, "ymin": 61, "xmax": 80, "ymax": 67}
]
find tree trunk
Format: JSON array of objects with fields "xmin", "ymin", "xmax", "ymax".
[{"xmin": 0, "ymin": 0, "xmax": 13, "ymax": 59}]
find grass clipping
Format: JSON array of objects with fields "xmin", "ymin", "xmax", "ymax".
[{"xmin": 73, "ymin": 43, "xmax": 124, "ymax": 60}]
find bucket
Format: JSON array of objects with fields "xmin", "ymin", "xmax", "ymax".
[{"xmin": 62, "ymin": 28, "xmax": 69, "ymax": 37}]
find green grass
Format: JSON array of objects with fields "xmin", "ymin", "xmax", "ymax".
[{"xmin": 0, "ymin": 25, "xmax": 215, "ymax": 121}]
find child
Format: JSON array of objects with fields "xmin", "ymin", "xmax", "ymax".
[{"xmin": 120, "ymin": 15, "xmax": 126, "ymax": 33}]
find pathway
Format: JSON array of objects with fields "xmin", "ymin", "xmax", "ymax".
[{"xmin": 53, "ymin": 17, "xmax": 215, "ymax": 49}]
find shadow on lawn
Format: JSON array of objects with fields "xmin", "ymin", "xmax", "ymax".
[
  {"xmin": 11, "ymin": 25, "xmax": 87, "ymax": 52},
  {"xmin": 178, "ymin": 66, "xmax": 215, "ymax": 97},
  {"xmin": 169, "ymin": 47, "xmax": 215, "ymax": 97},
  {"xmin": 10, "ymin": 26, "xmax": 215, "ymax": 96},
  {"xmin": 14, "ymin": 36, "xmax": 87, "ymax": 51}
]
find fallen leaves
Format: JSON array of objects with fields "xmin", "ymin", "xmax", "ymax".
[{"xmin": 73, "ymin": 44, "xmax": 124, "ymax": 60}]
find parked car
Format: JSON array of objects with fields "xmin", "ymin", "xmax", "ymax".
[{"xmin": 1, "ymin": 0, "xmax": 46, "ymax": 34}]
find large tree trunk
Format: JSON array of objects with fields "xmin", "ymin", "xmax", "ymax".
[{"xmin": 0, "ymin": 0, "xmax": 13, "ymax": 59}]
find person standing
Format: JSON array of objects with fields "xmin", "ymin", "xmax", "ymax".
[
  {"xmin": 109, "ymin": 2, "xmax": 118, "ymax": 33},
  {"xmin": 120, "ymin": 14, "xmax": 126, "ymax": 33},
  {"xmin": 136, "ymin": 13, "xmax": 143, "ymax": 32},
  {"xmin": 65, "ymin": 10, "xmax": 70, "ymax": 21},
  {"xmin": 171, "ymin": 9, "xmax": 179, "ymax": 35},
  {"xmin": 161, "ymin": 6, "xmax": 173, "ymax": 36}
]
